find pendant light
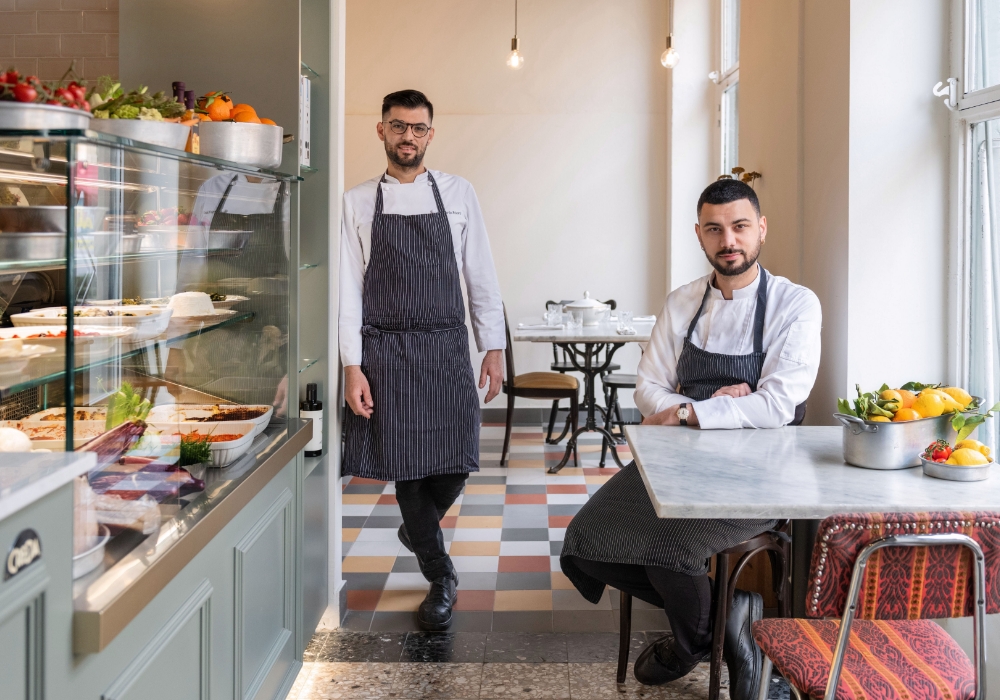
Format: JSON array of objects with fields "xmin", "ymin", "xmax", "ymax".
[
  {"xmin": 660, "ymin": 0, "xmax": 679, "ymax": 68},
  {"xmin": 506, "ymin": 0, "xmax": 524, "ymax": 70}
]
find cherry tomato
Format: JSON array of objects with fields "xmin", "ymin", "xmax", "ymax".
[
  {"xmin": 12, "ymin": 83, "xmax": 37, "ymax": 103},
  {"xmin": 0, "ymin": 70, "xmax": 19, "ymax": 84},
  {"xmin": 69, "ymin": 85, "xmax": 86, "ymax": 101},
  {"xmin": 46, "ymin": 99, "xmax": 60, "ymax": 105}
]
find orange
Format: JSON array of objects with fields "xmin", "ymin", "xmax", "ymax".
[
  {"xmin": 260, "ymin": 118, "xmax": 277, "ymax": 126},
  {"xmin": 197, "ymin": 113, "xmax": 211, "ymax": 121},
  {"xmin": 206, "ymin": 98, "xmax": 232, "ymax": 121},
  {"xmin": 896, "ymin": 389, "xmax": 917, "ymax": 409},
  {"xmin": 233, "ymin": 111, "xmax": 261, "ymax": 123},
  {"xmin": 230, "ymin": 103, "xmax": 257, "ymax": 118},
  {"xmin": 892, "ymin": 408, "xmax": 920, "ymax": 422}
]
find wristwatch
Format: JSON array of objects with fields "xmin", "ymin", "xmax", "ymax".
[{"xmin": 676, "ymin": 402, "xmax": 690, "ymax": 426}]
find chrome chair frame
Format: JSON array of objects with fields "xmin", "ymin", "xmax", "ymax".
[{"xmin": 757, "ymin": 532, "xmax": 987, "ymax": 700}]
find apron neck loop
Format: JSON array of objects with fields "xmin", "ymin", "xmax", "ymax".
[
  {"xmin": 374, "ymin": 170, "xmax": 446, "ymax": 218},
  {"xmin": 685, "ymin": 264, "xmax": 769, "ymax": 352}
]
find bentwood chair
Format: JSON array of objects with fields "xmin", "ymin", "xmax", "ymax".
[
  {"xmin": 501, "ymin": 307, "xmax": 579, "ymax": 467},
  {"xmin": 753, "ymin": 512, "xmax": 998, "ymax": 700},
  {"xmin": 544, "ymin": 298, "xmax": 619, "ymax": 444},
  {"xmin": 615, "ymin": 521, "xmax": 792, "ymax": 700},
  {"xmin": 598, "ymin": 372, "xmax": 637, "ymax": 467}
]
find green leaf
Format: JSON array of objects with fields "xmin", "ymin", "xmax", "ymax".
[
  {"xmin": 957, "ymin": 415, "xmax": 986, "ymax": 442},
  {"xmin": 837, "ymin": 399, "xmax": 857, "ymax": 417},
  {"xmin": 900, "ymin": 381, "xmax": 939, "ymax": 392},
  {"xmin": 878, "ymin": 383, "xmax": 891, "ymax": 394}
]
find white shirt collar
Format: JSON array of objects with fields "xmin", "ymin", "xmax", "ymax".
[
  {"xmin": 382, "ymin": 170, "xmax": 430, "ymax": 185},
  {"xmin": 708, "ymin": 266, "xmax": 761, "ymax": 300}
]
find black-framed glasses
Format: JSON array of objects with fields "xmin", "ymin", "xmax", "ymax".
[{"xmin": 383, "ymin": 120, "xmax": 431, "ymax": 138}]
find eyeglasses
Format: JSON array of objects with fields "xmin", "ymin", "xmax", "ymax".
[{"xmin": 383, "ymin": 120, "xmax": 431, "ymax": 138}]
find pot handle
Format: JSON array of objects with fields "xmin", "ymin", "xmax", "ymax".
[{"xmin": 834, "ymin": 413, "xmax": 880, "ymax": 435}]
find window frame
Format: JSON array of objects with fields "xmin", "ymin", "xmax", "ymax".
[
  {"xmin": 713, "ymin": 0, "xmax": 740, "ymax": 176},
  {"xmin": 961, "ymin": 0, "xmax": 1000, "ymax": 109}
]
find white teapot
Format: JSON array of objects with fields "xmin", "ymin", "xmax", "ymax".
[{"xmin": 563, "ymin": 291, "xmax": 610, "ymax": 326}]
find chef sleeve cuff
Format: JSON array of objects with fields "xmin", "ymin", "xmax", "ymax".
[
  {"xmin": 475, "ymin": 330, "xmax": 507, "ymax": 353},
  {"xmin": 694, "ymin": 396, "xmax": 740, "ymax": 430}
]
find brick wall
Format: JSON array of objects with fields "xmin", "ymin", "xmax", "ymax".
[{"xmin": 0, "ymin": 0, "xmax": 119, "ymax": 84}]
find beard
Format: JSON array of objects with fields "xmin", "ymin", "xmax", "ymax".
[
  {"xmin": 385, "ymin": 138, "xmax": 426, "ymax": 169},
  {"xmin": 706, "ymin": 241, "xmax": 762, "ymax": 277}
]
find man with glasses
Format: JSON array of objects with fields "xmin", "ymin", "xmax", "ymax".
[{"xmin": 340, "ymin": 90, "xmax": 505, "ymax": 630}]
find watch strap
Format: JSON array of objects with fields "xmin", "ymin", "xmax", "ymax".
[{"xmin": 679, "ymin": 402, "xmax": 688, "ymax": 426}]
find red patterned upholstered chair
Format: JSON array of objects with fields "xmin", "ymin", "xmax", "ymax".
[{"xmin": 752, "ymin": 512, "xmax": 1000, "ymax": 700}]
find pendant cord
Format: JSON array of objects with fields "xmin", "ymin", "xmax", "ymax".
[
  {"xmin": 515, "ymin": 0, "xmax": 518, "ymax": 37},
  {"xmin": 668, "ymin": 0, "xmax": 672, "ymax": 34}
]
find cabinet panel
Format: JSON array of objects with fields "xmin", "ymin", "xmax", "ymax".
[
  {"xmin": 0, "ymin": 565, "xmax": 47, "ymax": 700},
  {"xmin": 0, "ymin": 608, "xmax": 29, "ymax": 700}
]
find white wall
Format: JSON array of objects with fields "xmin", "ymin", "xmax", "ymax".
[{"xmin": 345, "ymin": 0, "xmax": 669, "ymax": 408}]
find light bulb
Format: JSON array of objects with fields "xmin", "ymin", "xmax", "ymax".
[
  {"xmin": 507, "ymin": 37, "xmax": 524, "ymax": 70},
  {"xmin": 660, "ymin": 34, "xmax": 679, "ymax": 68}
]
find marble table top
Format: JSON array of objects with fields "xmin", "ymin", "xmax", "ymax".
[
  {"xmin": 512, "ymin": 317, "xmax": 655, "ymax": 343},
  {"xmin": 625, "ymin": 425, "xmax": 1000, "ymax": 519},
  {"xmin": 0, "ymin": 452, "xmax": 96, "ymax": 521}
]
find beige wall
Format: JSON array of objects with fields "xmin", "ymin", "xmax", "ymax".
[{"xmin": 345, "ymin": 0, "xmax": 669, "ymax": 407}]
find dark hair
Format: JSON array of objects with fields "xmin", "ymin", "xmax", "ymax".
[
  {"xmin": 381, "ymin": 89, "xmax": 434, "ymax": 122},
  {"xmin": 696, "ymin": 178, "xmax": 761, "ymax": 217}
]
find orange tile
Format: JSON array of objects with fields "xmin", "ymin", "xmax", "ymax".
[
  {"xmin": 499, "ymin": 556, "xmax": 551, "ymax": 572},
  {"xmin": 450, "ymin": 541, "xmax": 501, "ymax": 556},
  {"xmin": 547, "ymin": 467, "xmax": 585, "ymax": 476},
  {"xmin": 376, "ymin": 590, "xmax": 425, "ymax": 611},
  {"xmin": 505, "ymin": 494, "xmax": 547, "ymax": 505},
  {"xmin": 349, "ymin": 477, "xmax": 387, "ymax": 485},
  {"xmin": 549, "ymin": 515, "xmax": 574, "ymax": 528},
  {"xmin": 551, "ymin": 571, "xmax": 576, "ymax": 590},
  {"xmin": 546, "ymin": 484, "xmax": 588, "ymax": 494},
  {"xmin": 465, "ymin": 484, "xmax": 506, "ymax": 495},
  {"xmin": 583, "ymin": 468, "xmax": 620, "ymax": 476},
  {"xmin": 377, "ymin": 494, "xmax": 398, "ymax": 505},
  {"xmin": 585, "ymin": 476, "xmax": 613, "ymax": 485},
  {"xmin": 342, "ymin": 556, "xmax": 395, "ymax": 573},
  {"xmin": 457, "ymin": 516, "xmax": 504, "ymax": 528},
  {"xmin": 342, "ymin": 494, "xmax": 380, "ymax": 505},
  {"xmin": 342, "ymin": 528, "xmax": 361, "ymax": 542},
  {"xmin": 445, "ymin": 504, "xmax": 461, "ymax": 517},
  {"xmin": 347, "ymin": 589, "xmax": 381, "ymax": 610},
  {"xmin": 455, "ymin": 590, "xmax": 495, "ymax": 611},
  {"xmin": 494, "ymin": 590, "xmax": 552, "ymax": 611},
  {"xmin": 440, "ymin": 515, "xmax": 459, "ymax": 529}
]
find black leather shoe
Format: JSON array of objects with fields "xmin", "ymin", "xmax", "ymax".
[
  {"xmin": 417, "ymin": 574, "xmax": 458, "ymax": 631},
  {"xmin": 725, "ymin": 590, "xmax": 763, "ymax": 700},
  {"xmin": 398, "ymin": 524, "xmax": 413, "ymax": 553},
  {"xmin": 633, "ymin": 634, "xmax": 708, "ymax": 686}
]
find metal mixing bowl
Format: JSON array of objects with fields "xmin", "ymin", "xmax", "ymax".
[
  {"xmin": 0, "ymin": 101, "xmax": 91, "ymax": 130},
  {"xmin": 89, "ymin": 119, "xmax": 190, "ymax": 150},
  {"xmin": 0, "ymin": 232, "xmax": 65, "ymax": 260},
  {"xmin": 198, "ymin": 122, "xmax": 283, "ymax": 169}
]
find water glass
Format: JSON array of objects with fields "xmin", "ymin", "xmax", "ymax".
[
  {"xmin": 618, "ymin": 310, "xmax": 634, "ymax": 333},
  {"xmin": 546, "ymin": 303, "xmax": 562, "ymax": 326},
  {"xmin": 568, "ymin": 310, "xmax": 583, "ymax": 330}
]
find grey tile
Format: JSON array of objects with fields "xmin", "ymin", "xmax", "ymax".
[
  {"xmin": 344, "ymin": 516, "xmax": 369, "ymax": 529},
  {"xmin": 460, "ymin": 504, "xmax": 505, "ymax": 516},
  {"xmin": 457, "ymin": 572, "xmax": 498, "ymax": 590},
  {"xmin": 366, "ymin": 516, "xmax": 405, "ymax": 529},
  {"xmin": 547, "ymin": 505, "xmax": 583, "ymax": 516},
  {"xmin": 485, "ymin": 632, "xmax": 567, "ymax": 662},
  {"xmin": 625, "ymin": 609, "xmax": 671, "ymax": 632},
  {"xmin": 345, "ymin": 573, "xmax": 390, "ymax": 590},
  {"xmin": 586, "ymin": 485, "xmax": 603, "ymax": 495},
  {"xmin": 502, "ymin": 515, "xmax": 551, "ymax": 529},
  {"xmin": 496, "ymin": 572, "xmax": 553, "ymax": 590},
  {"xmin": 504, "ymin": 505, "xmax": 549, "ymax": 517},
  {"xmin": 481, "ymin": 663, "xmax": 569, "ymax": 699},
  {"xmin": 566, "ymin": 632, "xmax": 648, "ymax": 663},
  {"xmin": 550, "ymin": 541, "xmax": 564, "ymax": 556},
  {"xmin": 371, "ymin": 505, "xmax": 402, "ymax": 517},
  {"xmin": 552, "ymin": 611, "xmax": 615, "ymax": 633},
  {"xmin": 370, "ymin": 612, "xmax": 420, "ymax": 633},
  {"xmin": 400, "ymin": 632, "xmax": 488, "ymax": 662},
  {"xmin": 344, "ymin": 484, "xmax": 388, "ymax": 494},
  {"xmin": 468, "ymin": 476, "xmax": 507, "ymax": 484},
  {"xmin": 392, "ymin": 555, "xmax": 422, "ymax": 573},
  {"xmin": 491, "ymin": 611, "xmax": 554, "ymax": 633},
  {"xmin": 501, "ymin": 528, "xmax": 550, "ymax": 541},
  {"xmin": 340, "ymin": 611, "xmax": 374, "ymax": 631},
  {"xmin": 450, "ymin": 610, "xmax": 494, "ymax": 632},
  {"xmin": 319, "ymin": 631, "xmax": 406, "ymax": 662},
  {"xmin": 390, "ymin": 662, "xmax": 484, "ymax": 698},
  {"xmin": 505, "ymin": 485, "xmax": 547, "ymax": 494},
  {"xmin": 463, "ymin": 494, "xmax": 506, "ymax": 505}
]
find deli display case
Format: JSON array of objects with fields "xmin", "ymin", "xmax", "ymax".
[{"xmin": 0, "ymin": 127, "xmax": 314, "ymax": 698}]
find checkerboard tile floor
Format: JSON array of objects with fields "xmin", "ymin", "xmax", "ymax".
[{"xmin": 341, "ymin": 423, "xmax": 674, "ymax": 633}]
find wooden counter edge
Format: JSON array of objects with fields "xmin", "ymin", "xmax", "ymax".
[{"xmin": 73, "ymin": 419, "xmax": 312, "ymax": 654}]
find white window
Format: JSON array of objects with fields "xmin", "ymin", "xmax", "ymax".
[{"xmin": 714, "ymin": 0, "xmax": 740, "ymax": 175}]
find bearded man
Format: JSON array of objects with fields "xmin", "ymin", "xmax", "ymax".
[
  {"xmin": 339, "ymin": 90, "xmax": 505, "ymax": 630},
  {"xmin": 559, "ymin": 179, "xmax": 822, "ymax": 700}
]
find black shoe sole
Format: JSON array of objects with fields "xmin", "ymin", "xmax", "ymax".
[{"xmin": 417, "ymin": 611, "xmax": 453, "ymax": 631}]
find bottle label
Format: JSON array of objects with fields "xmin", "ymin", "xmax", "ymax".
[{"xmin": 302, "ymin": 410, "xmax": 323, "ymax": 453}]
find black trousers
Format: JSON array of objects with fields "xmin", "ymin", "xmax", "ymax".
[
  {"xmin": 395, "ymin": 473, "xmax": 468, "ymax": 582},
  {"xmin": 568, "ymin": 556, "xmax": 713, "ymax": 665}
]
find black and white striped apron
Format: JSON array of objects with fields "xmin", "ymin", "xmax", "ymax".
[
  {"xmin": 342, "ymin": 172, "xmax": 481, "ymax": 481},
  {"xmin": 561, "ymin": 266, "xmax": 791, "ymax": 603}
]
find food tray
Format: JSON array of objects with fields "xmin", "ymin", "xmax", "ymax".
[
  {"xmin": 0, "ymin": 101, "xmax": 91, "ymax": 130},
  {"xmin": 0, "ymin": 206, "xmax": 108, "ymax": 234},
  {"xmin": 11, "ymin": 306, "xmax": 173, "ymax": 344},
  {"xmin": 26, "ymin": 406, "xmax": 107, "ymax": 422},
  {"xmin": 149, "ymin": 421, "xmax": 256, "ymax": 467},
  {"xmin": 147, "ymin": 404, "xmax": 272, "ymax": 437},
  {"xmin": 0, "ymin": 343, "xmax": 57, "ymax": 379},
  {"xmin": 89, "ymin": 118, "xmax": 190, "ymax": 150},
  {"xmin": 0, "ymin": 232, "xmax": 66, "ymax": 260},
  {"xmin": 921, "ymin": 456, "xmax": 993, "ymax": 482},
  {"xmin": 0, "ymin": 420, "xmax": 107, "ymax": 451},
  {"xmin": 0, "ymin": 326, "xmax": 135, "ymax": 360},
  {"xmin": 211, "ymin": 295, "xmax": 248, "ymax": 310},
  {"xmin": 72, "ymin": 524, "xmax": 110, "ymax": 579}
]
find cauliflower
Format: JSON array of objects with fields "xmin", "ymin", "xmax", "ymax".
[
  {"xmin": 137, "ymin": 107, "xmax": 163, "ymax": 121},
  {"xmin": 112, "ymin": 104, "xmax": 139, "ymax": 120}
]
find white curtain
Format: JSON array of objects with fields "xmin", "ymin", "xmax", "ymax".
[{"xmin": 969, "ymin": 119, "xmax": 1000, "ymax": 450}]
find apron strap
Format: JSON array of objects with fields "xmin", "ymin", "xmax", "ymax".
[
  {"xmin": 685, "ymin": 283, "xmax": 713, "ymax": 342},
  {"xmin": 374, "ymin": 171, "xmax": 446, "ymax": 217},
  {"xmin": 684, "ymin": 264, "xmax": 768, "ymax": 351}
]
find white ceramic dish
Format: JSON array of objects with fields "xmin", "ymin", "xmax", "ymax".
[
  {"xmin": 0, "ymin": 343, "xmax": 57, "ymax": 379},
  {"xmin": 921, "ymin": 455, "xmax": 993, "ymax": 482},
  {"xmin": 72, "ymin": 524, "xmax": 110, "ymax": 579},
  {"xmin": 0, "ymin": 326, "xmax": 134, "ymax": 360},
  {"xmin": 0, "ymin": 420, "xmax": 107, "ymax": 451},
  {"xmin": 563, "ymin": 291, "xmax": 611, "ymax": 326},
  {"xmin": 147, "ymin": 404, "xmax": 273, "ymax": 437},
  {"xmin": 138, "ymin": 225, "xmax": 209, "ymax": 250},
  {"xmin": 210, "ymin": 295, "xmax": 248, "ymax": 310},
  {"xmin": 11, "ymin": 306, "xmax": 173, "ymax": 344},
  {"xmin": 150, "ymin": 421, "xmax": 256, "ymax": 467},
  {"xmin": 166, "ymin": 309, "xmax": 237, "ymax": 336}
]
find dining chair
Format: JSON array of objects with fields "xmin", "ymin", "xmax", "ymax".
[
  {"xmin": 544, "ymin": 298, "xmax": 619, "ymax": 444},
  {"xmin": 501, "ymin": 307, "xmax": 579, "ymax": 467},
  {"xmin": 753, "ymin": 511, "xmax": 999, "ymax": 700},
  {"xmin": 599, "ymin": 372, "xmax": 637, "ymax": 467},
  {"xmin": 615, "ymin": 521, "xmax": 791, "ymax": 698}
]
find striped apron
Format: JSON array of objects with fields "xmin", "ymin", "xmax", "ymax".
[
  {"xmin": 561, "ymin": 266, "xmax": 789, "ymax": 603},
  {"xmin": 342, "ymin": 173, "xmax": 481, "ymax": 481}
]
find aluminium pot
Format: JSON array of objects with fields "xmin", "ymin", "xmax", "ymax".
[
  {"xmin": 197, "ymin": 121, "xmax": 283, "ymax": 169},
  {"xmin": 89, "ymin": 118, "xmax": 190, "ymax": 150},
  {"xmin": 0, "ymin": 101, "xmax": 90, "ymax": 130},
  {"xmin": 834, "ymin": 411, "xmax": 972, "ymax": 470}
]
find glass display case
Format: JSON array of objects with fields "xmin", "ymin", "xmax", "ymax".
[{"xmin": 0, "ymin": 129, "xmax": 302, "ymax": 630}]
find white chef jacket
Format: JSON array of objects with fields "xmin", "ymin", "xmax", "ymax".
[
  {"xmin": 339, "ymin": 169, "xmax": 506, "ymax": 367},
  {"xmin": 635, "ymin": 269, "xmax": 822, "ymax": 430}
]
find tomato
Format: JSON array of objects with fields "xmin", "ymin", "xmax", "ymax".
[
  {"xmin": 0, "ymin": 70, "xmax": 19, "ymax": 84},
  {"xmin": 12, "ymin": 83, "xmax": 37, "ymax": 103},
  {"xmin": 54, "ymin": 87, "xmax": 72, "ymax": 100},
  {"xmin": 932, "ymin": 445, "xmax": 952, "ymax": 461},
  {"xmin": 69, "ymin": 84, "xmax": 86, "ymax": 101}
]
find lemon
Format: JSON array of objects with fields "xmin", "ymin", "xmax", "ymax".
[
  {"xmin": 913, "ymin": 392, "xmax": 945, "ymax": 418},
  {"xmin": 867, "ymin": 415, "xmax": 891, "ymax": 422},
  {"xmin": 880, "ymin": 389, "xmax": 903, "ymax": 404},
  {"xmin": 942, "ymin": 386, "xmax": 974, "ymax": 408},
  {"xmin": 948, "ymin": 447, "xmax": 990, "ymax": 466},
  {"xmin": 955, "ymin": 439, "xmax": 991, "ymax": 459}
]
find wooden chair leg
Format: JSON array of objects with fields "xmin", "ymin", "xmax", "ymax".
[
  {"xmin": 617, "ymin": 591, "xmax": 633, "ymax": 684},
  {"xmin": 709, "ymin": 552, "xmax": 730, "ymax": 700},
  {"xmin": 546, "ymin": 400, "xmax": 560, "ymax": 443},
  {"xmin": 500, "ymin": 392, "xmax": 515, "ymax": 467}
]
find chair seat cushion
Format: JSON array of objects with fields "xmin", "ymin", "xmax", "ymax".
[
  {"xmin": 602, "ymin": 373, "xmax": 638, "ymax": 388},
  {"xmin": 753, "ymin": 618, "xmax": 975, "ymax": 700},
  {"xmin": 514, "ymin": 372, "xmax": 579, "ymax": 390},
  {"xmin": 550, "ymin": 362, "xmax": 620, "ymax": 373}
]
